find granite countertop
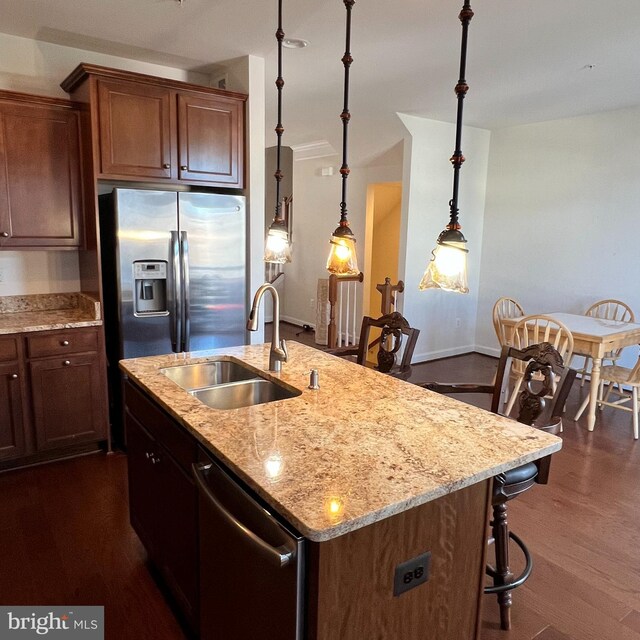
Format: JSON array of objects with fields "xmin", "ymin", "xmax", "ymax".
[
  {"xmin": 0, "ymin": 293, "xmax": 102, "ymax": 334},
  {"xmin": 120, "ymin": 342, "xmax": 562, "ymax": 542}
]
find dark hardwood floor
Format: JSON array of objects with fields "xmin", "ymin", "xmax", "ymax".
[{"xmin": 0, "ymin": 350, "xmax": 638, "ymax": 639}]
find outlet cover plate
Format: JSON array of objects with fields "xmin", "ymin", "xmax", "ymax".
[{"xmin": 393, "ymin": 551, "xmax": 431, "ymax": 597}]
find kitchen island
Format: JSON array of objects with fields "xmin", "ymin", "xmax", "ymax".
[{"xmin": 120, "ymin": 341, "xmax": 561, "ymax": 639}]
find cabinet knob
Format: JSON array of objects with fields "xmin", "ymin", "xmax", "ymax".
[
  {"xmin": 180, "ymin": 165, "xmax": 188, "ymax": 171},
  {"xmin": 151, "ymin": 456, "xmax": 160, "ymax": 465},
  {"xmin": 10, "ymin": 373, "xmax": 18, "ymax": 379},
  {"xmin": 163, "ymin": 163, "xmax": 171, "ymax": 169},
  {"xmin": 145, "ymin": 452, "xmax": 152, "ymax": 460},
  {"xmin": 60, "ymin": 340, "xmax": 70, "ymax": 346},
  {"xmin": 63, "ymin": 360, "xmax": 71, "ymax": 366},
  {"xmin": 0, "ymin": 232, "xmax": 8, "ymax": 238}
]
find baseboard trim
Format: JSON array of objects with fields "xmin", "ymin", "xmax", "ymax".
[
  {"xmin": 473, "ymin": 345, "xmax": 501, "ymax": 358},
  {"xmin": 281, "ymin": 314, "xmax": 316, "ymax": 329},
  {"xmin": 413, "ymin": 344, "xmax": 477, "ymax": 364}
]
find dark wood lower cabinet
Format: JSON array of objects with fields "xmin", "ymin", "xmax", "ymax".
[
  {"xmin": 0, "ymin": 327, "xmax": 109, "ymax": 470},
  {"xmin": 30, "ymin": 352, "xmax": 105, "ymax": 450},
  {"xmin": 125, "ymin": 385, "xmax": 199, "ymax": 635},
  {"xmin": 0, "ymin": 361, "xmax": 26, "ymax": 461}
]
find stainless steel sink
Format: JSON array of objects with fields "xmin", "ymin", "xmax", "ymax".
[
  {"xmin": 191, "ymin": 378, "xmax": 301, "ymax": 410},
  {"xmin": 160, "ymin": 360, "xmax": 259, "ymax": 391}
]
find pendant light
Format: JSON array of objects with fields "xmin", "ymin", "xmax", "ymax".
[
  {"xmin": 264, "ymin": 0, "xmax": 292, "ymax": 264},
  {"xmin": 419, "ymin": 0, "xmax": 474, "ymax": 294},
  {"xmin": 326, "ymin": 0, "xmax": 359, "ymax": 276}
]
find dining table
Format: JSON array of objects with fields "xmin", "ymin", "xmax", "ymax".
[{"xmin": 501, "ymin": 312, "xmax": 640, "ymax": 432}]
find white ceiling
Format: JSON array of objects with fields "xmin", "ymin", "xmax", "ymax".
[{"xmin": 2, "ymin": 0, "xmax": 639, "ymax": 164}]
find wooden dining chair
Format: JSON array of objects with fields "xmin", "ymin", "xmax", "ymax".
[
  {"xmin": 492, "ymin": 297, "xmax": 525, "ymax": 347},
  {"xmin": 572, "ymin": 299, "xmax": 635, "ymax": 387},
  {"xmin": 328, "ymin": 311, "xmax": 420, "ymax": 379},
  {"xmin": 574, "ymin": 350, "xmax": 640, "ymax": 439},
  {"xmin": 418, "ymin": 343, "xmax": 576, "ymax": 630},
  {"xmin": 504, "ymin": 315, "xmax": 574, "ymax": 416}
]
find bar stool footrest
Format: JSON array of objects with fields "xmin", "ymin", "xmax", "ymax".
[{"xmin": 484, "ymin": 530, "xmax": 533, "ymax": 594}]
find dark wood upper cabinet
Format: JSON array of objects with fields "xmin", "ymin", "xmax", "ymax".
[
  {"xmin": 0, "ymin": 92, "xmax": 83, "ymax": 249},
  {"xmin": 62, "ymin": 64, "xmax": 247, "ymax": 189},
  {"xmin": 177, "ymin": 92, "xmax": 242, "ymax": 186},
  {"xmin": 98, "ymin": 80, "xmax": 173, "ymax": 180}
]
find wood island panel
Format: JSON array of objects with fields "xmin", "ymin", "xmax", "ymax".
[{"xmin": 307, "ymin": 479, "xmax": 491, "ymax": 640}]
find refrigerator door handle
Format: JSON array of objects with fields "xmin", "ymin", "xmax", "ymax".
[
  {"xmin": 181, "ymin": 230, "xmax": 191, "ymax": 352},
  {"xmin": 171, "ymin": 230, "xmax": 182, "ymax": 352}
]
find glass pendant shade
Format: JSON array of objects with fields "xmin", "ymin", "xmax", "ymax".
[
  {"xmin": 264, "ymin": 221, "xmax": 291, "ymax": 264},
  {"xmin": 326, "ymin": 225, "xmax": 359, "ymax": 275},
  {"xmin": 419, "ymin": 227, "xmax": 469, "ymax": 294}
]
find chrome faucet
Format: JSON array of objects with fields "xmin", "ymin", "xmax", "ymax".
[{"xmin": 247, "ymin": 283, "xmax": 288, "ymax": 373}]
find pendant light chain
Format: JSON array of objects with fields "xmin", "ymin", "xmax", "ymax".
[
  {"xmin": 418, "ymin": 0, "xmax": 473, "ymax": 293},
  {"xmin": 339, "ymin": 0, "xmax": 355, "ymax": 225},
  {"xmin": 274, "ymin": 0, "xmax": 285, "ymax": 222},
  {"xmin": 449, "ymin": 1, "xmax": 473, "ymax": 230},
  {"xmin": 264, "ymin": 0, "xmax": 292, "ymax": 263},
  {"xmin": 326, "ymin": 0, "xmax": 359, "ymax": 275}
]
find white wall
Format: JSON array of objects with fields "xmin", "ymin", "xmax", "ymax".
[
  {"xmin": 0, "ymin": 252, "xmax": 80, "ymax": 296},
  {"xmin": 222, "ymin": 56, "xmax": 266, "ymax": 344},
  {"xmin": 0, "ymin": 32, "xmax": 207, "ymax": 98},
  {"xmin": 476, "ymin": 106, "xmax": 640, "ymax": 365},
  {"xmin": 398, "ymin": 114, "xmax": 490, "ymax": 362},
  {"xmin": 284, "ymin": 154, "xmax": 403, "ymax": 328}
]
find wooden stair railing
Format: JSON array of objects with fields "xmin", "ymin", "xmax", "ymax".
[{"xmin": 328, "ymin": 272, "xmax": 364, "ymax": 348}]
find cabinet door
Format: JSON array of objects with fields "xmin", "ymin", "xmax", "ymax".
[
  {"xmin": 0, "ymin": 362, "xmax": 26, "ymax": 461},
  {"xmin": 98, "ymin": 80, "xmax": 174, "ymax": 179},
  {"xmin": 177, "ymin": 92, "xmax": 243, "ymax": 187},
  {"xmin": 125, "ymin": 411, "xmax": 161, "ymax": 557},
  {"xmin": 30, "ymin": 352, "xmax": 107, "ymax": 450},
  {"xmin": 156, "ymin": 446, "xmax": 199, "ymax": 631},
  {"xmin": 0, "ymin": 101, "xmax": 82, "ymax": 248},
  {"xmin": 125, "ymin": 405, "xmax": 198, "ymax": 632}
]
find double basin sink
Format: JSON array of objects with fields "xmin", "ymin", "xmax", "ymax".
[{"xmin": 160, "ymin": 359, "xmax": 301, "ymax": 410}]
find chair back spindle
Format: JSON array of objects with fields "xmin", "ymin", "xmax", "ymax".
[{"xmin": 492, "ymin": 297, "xmax": 525, "ymax": 347}]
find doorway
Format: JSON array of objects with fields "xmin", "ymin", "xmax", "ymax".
[{"xmin": 364, "ymin": 181, "xmax": 402, "ymax": 318}]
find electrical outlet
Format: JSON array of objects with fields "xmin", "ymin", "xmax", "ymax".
[
  {"xmin": 309, "ymin": 298, "xmax": 315, "ymax": 309},
  {"xmin": 393, "ymin": 551, "xmax": 431, "ymax": 597},
  {"xmin": 0, "ymin": 267, "xmax": 4, "ymax": 283},
  {"xmin": 455, "ymin": 317, "xmax": 461, "ymax": 328}
]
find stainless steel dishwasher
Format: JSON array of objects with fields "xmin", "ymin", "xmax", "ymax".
[{"xmin": 193, "ymin": 456, "xmax": 305, "ymax": 639}]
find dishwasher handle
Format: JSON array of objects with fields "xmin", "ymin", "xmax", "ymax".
[{"xmin": 192, "ymin": 462, "xmax": 295, "ymax": 568}]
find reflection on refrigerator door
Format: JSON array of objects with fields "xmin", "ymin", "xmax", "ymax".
[{"xmin": 179, "ymin": 192, "xmax": 246, "ymax": 352}]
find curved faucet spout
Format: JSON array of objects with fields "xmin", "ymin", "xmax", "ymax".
[{"xmin": 247, "ymin": 283, "xmax": 288, "ymax": 372}]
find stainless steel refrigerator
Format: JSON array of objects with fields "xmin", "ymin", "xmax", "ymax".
[{"xmin": 99, "ymin": 188, "xmax": 247, "ymax": 439}]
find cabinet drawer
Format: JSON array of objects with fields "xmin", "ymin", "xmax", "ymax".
[
  {"xmin": 0, "ymin": 336, "xmax": 19, "ymax": 362},
  {"xmin": 125, "ymin": 381, "xmax": 197, "ymax": 473},
  {"xmin": 26, "ymin": 328, "xmax": 98, "ymax": 358}
]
